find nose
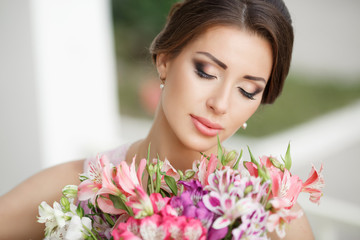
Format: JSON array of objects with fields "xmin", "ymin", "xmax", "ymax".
[{"xmin": 206, "ymin": 85, "xmax": 231, "ymax": 115}]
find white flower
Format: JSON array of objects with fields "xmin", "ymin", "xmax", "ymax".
[
  {"xmin": 38, "ymin": 199, "xmax": 92, "ymax": 239},
  {"xmin": 38, "ymin": 201, "xmax": 68, "ymax": 236},
  {"xmin": 65, "ymin": 215, "xmax": 93, "ymax": 240}
]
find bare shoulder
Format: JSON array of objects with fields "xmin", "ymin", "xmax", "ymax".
[
  {"xmin": 268, "ymin": 203, "xmax": 314, "ymax": 240},
  {"xmin": 0, "ymin": 159, "xmax": 85, "ymax": 239}
]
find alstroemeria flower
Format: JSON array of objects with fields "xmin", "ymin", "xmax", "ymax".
[
  {"xmin": 64, "ymin": 215, "xmax": 92, "ymax": 240},
  {"xmin": 171, "ymin": 180, "xmax": 214, "ymax": 228},
  {"xmin": 38, "ymin": 201, "xmax": 67, "ymax": 236},
  {"xmin": 270, "ymin": 168, "xmax": 303, "ymax": 209},
  {"xmin": 78, "ymin": 155, "xmax": 125, "ymax": 214},
  {"xmin": 115, "ymin": 157, "xmax": 147, "ymax": 196},
  {"xmin": 197, "ymin": 154, "xmax": 219, "ymax": 186},
  {"xmin": 206, "ymin": 167, "xmax": 241, "ymax": 195},
  {"xmin": 232, "ymin": 206, "xmax": 269, "ymax": 240},
  {"xmin": 112, "ymin": 214, "xmax": 207, "ymax": 240},
  {"xmin": 78, "ymin": 155, "xmax": 109, "ymax": 203},
  {"xmin": 302, "ymin": 163, "xmax": 324, "ymax": 204},
  {"xmin": 266, "ymin": 207, "xmax": 303, "ymax": 238},
  {"xmin": 127, "ymin": 186, "xmax": 175, "ymax": 219}
]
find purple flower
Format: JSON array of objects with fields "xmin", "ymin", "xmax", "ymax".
[
  {"xmin": 170, "ymin": 180, "xmax": 214, "ymax": 228},
  {"xmin": 207, "ymin": 226, "xmax": 228, "ymax": 240}
]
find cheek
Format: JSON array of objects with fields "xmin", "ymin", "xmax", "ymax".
[
  {"xmin": 227, "ymin": 100, "xmax": 261, "ymax": 132},
  {"xmin": 163, "ymin": 67, "xmax": 200, "ymax": 107}
]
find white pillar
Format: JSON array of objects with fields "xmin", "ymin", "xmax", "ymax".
[{"xmin": 0, "ymin": 0, "xmax": 120, "ymax": 195}]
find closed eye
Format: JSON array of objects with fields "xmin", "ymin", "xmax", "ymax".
[
  {"xmin": 239, "ymin": 88, "xmax": 261, "ymax": 100},
  {"xmin": 194, "ymin": 61, "xmax": 217, "ymax": 80}
]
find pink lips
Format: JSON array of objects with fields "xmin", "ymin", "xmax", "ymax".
[{"xmin": 190, "ymin": 114, "xmax": 224, "ymax": 137}]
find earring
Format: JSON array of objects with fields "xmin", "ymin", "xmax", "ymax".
[
  {"xmin": 159, "ymin": 74, "xmax": 165, "ymax": 89},
  {"xmin": 241, "ymin": 122, "xmax": 247, "ymax": 130}
]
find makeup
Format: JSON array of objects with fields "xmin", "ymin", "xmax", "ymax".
[{"xmin": 190, "ymin": 114, "xmax": 224, "ymax": 137}]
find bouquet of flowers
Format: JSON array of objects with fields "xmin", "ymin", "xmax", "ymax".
[{"xmin": 38, "ymin": 140, "xmax": 324, "ymax": 240}]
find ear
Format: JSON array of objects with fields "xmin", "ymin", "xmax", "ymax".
[{"xmin": 156, "ymin": 53, "xmax": 169, "ymax": 80}]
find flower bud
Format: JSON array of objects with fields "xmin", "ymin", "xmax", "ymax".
[
  {"xmin": 178, "ymin": 170, "xmax": 184, "ymax": 180},
  {"xmin": 185, "ymin": 170, "xmax": 195, "ymax": 180},
  {"xmin": 147, "ymin": 164, "xmax": 155, "ymax": 176},
  {"xmin": 270, "ymin": 157, "xmax": 284, "ymax": 171},
  {"xmin": 224, "ymin": 150, "xmax": 237, "ymax": 165},
  {"xmin": 62, "ymin": 185, "xmax": 78, "ymax": 199},
  {"xmin": 76, "ymin": 204, "xmax": 85, "ymax": 218},
  {"xmin": 60, "ymin": 197, "xmax": 70, "ymax": 212}
]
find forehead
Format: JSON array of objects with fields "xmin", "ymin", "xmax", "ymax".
[{"xmin": 178, "ymin": 25, "xmax": 273, "ymax": 80}]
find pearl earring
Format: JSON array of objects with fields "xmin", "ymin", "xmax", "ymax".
[
  {"xmin": 241, "ymin": 122, "xmax": 247, "ymax": 130},
  {"xmin": 159, "ymin": 74, "xmax": 165, "ymax": 89}
]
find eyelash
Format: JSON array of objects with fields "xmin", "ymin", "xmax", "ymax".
[
  {"xmin": 194, "ymin": 62, "xmax": 216, "ymax": 80},
  {"xmin": 194, "ymin": 61, "xmax": 258, "ymax": 100},
  {"xmin": 239, "ymin": 88, "xmax": 256, "ymax": 100}
]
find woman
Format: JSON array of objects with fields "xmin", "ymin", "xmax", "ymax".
[{"xmin": 0, "ymin": 0, "xmax": 314, "ymax": 239}]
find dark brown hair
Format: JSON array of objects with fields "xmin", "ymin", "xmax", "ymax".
[{"xmin": 150, "ymin": 0, "xmax": 294, "ymax": 104}]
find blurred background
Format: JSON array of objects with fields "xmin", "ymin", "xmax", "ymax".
[{"xmin": 0, "ymin": 0, "xmax": 359, "ymax": 239}]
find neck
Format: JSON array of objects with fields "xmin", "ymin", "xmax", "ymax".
[{"xmin": 133, "ymin": 104, "xmax": 217, "ymax": 172}]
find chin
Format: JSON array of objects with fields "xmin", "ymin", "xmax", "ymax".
[{"xmin": 181, "ymin": 135, "xmax": 218, "ymax": 153}]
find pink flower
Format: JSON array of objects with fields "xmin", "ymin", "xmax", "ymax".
[
  {"xmin": 79, "ymin": 156, "xmax": 147, "ymax": 215},
  {"xmin": 246, "ymin": 156, "xmax": 302, "ymax": 209},
  {"xmin": 78, "ymin": 155, "xmax": 109, "ymax": 203},
  {"xmin": 198, "ymin": 154, "xmax": 218, "ymax": 186},
  {"xmin": 302, "ymin": 163, "xmax": 324, "ymax": 204},
  {"xmin": 112, "ymin": 214, "xmax": 207, "ymax": 240},
  {"xmin": 127, "ymin": 186, "xmax": 168, "ymax": 218},
  {"xmin": 112, "ymin": 217, "xmax": 142, "ymax": 240},
  {"xmin": 98, "ymin": 196, "xmax": 126, "ymax": 215},
  {"xmin": 245, "ymin": 156, "xmax": 275, "ymax": 178},
  {"xmin": 270, "ymin": 168, "xmax": 303, "ymax": 209},
  {"xmin": 115, "ymin": 157, "xmax": 147, "ymax": 196},
  {"xmin": 97, "ymin": 160, "xmax": 122, "ymax": 197},
  {"xmin": 266, "ymin": 207, "xmax": 303, "ymax": 238}
]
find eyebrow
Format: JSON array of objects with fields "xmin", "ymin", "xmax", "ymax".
[
  {"xmin": 244, "ymin": 75, "xmax": 266, "ymax": 84},
  {"xmin": 196, "ymin": 51, "xmax": 228, "ymax": 70},
  {"xmin": 196, "ymin": 51, "xmax": 266, "ymax": 83}
]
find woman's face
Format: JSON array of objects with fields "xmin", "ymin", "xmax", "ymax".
[{"xmin": 157, "ymin": 26, "xmax": 273, "ymax": 152}]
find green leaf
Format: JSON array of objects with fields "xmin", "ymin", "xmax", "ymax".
[
  {"xmin": 164, "ymin": 175, "xmax": 178, "ymax": 195},
  {"xmin": 217, "ymin": 135, "xmax": 224, "ymax": 165},
  {"xmin": 247, "ymin": 146, "xmax": 259, "ymax": 168},
  {"xmin": 79, "ymin": 175, "xmax": 89, "ymax": 182},
  {"xmin": 160, "ymin": 189, "xmax": 171, "ymax": 198},
  {"xmin": 200, "ymin": 152, "xmax": 210, "ymax": 161},
  {"xmin": 103, "ymin": 213, "xmax": 115, "ymax": 226},
  {"xmin": 243, "ymin": 161, "xmax": 248, "ymax": 170},
  {"xmin": 147, "ymin": 143, "xmax": 151, "ymax": 165},
  {"xmin": 155, "ymin": 157, "xmax": 162, "ymax": 193},
  {"xmin": 232, "ymin": 149, "xmax": 243, "ymax": 170},
  {"xmin": 76, "ymin": 204, "xmax": 84, "ymax": 218},
  {"xmin": 284, "ymin": 142, "xmax": 292, "ymax": 170},
  {"xmin": 109, "ymin": 194, "xmax": 133, "ymax": 216}
]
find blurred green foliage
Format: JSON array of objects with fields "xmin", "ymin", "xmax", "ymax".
[
  {"xmin": 244, "ymin": 75, "xmax": 360, "ymax": 137},
  {"xmin": 111, "ymin": 1, "xmax": 360, "ymax": 137},
  {"xmin": 111, "ymin": 0, "xmax": 176, "ymax": 60}
]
